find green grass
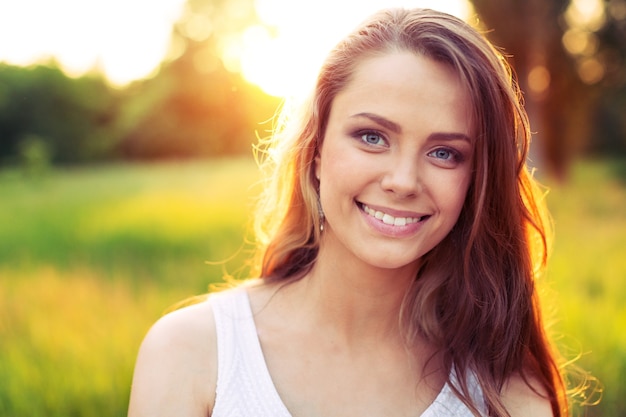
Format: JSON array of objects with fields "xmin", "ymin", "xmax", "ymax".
[
  {"xmin": 0, "ymin": 157, "xmax": 623, "ymax": 416},
  {"xmin": 545, "ymin": 160, "xmax": 626, "ymax": 416},
  {"xmin": 0, "ymin": 158, "xmax": 261, "ymax": 417},
  {"xmin": 0, "ymin": 159, "xmax": 261, "ymax": 287}
]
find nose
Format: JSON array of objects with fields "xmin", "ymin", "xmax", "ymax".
[{"xmin": 380, "ymin": 153, "xmax": 422, "ymax": 198}]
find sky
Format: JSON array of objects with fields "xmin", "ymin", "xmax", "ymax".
[
  {"xmin": 0, "ymin": 0, "xmax": 472, "ymax": 95},
  {"xmin": 0, "ymin": 0, "xmax": 186, "ymax": 86}
]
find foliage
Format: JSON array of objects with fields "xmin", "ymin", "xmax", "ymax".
[
  {"xmin": 0, "ymin": 158, "xmax": 624, "ymax": 416},
  {"xmin": 114, "ymin": 0, "xmax": 280, "ymax": 159},
  {"xmin": 116, "ymin": 43, "xmax": 280, "ymax": 159},
  {"xmin": 1, "ymin": 0, "xmax": 624, "ymax": 166},
  {"xmin": 0, "ymin": 64, "xmax": 122, "ymax": 165},
  {"xmin": 0, "ymin": 0, "xmax": 281, "ymax": 165},
  {"xmin": 0, "ymin": 54, "xmax": 279, "ymax": 164}
]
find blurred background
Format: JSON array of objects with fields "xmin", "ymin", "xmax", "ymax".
[{"xmin": 0, "ymin": 0, "xmax": 623, "ymax": 415}]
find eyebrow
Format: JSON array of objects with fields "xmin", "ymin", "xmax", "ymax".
[
  {"xmin": 350, "ymin": 112, "xmax": 402, "ymax": 134},
  {"xmin": 427, "ymin": 132, "xmax": 473, "ymax": 143},
  {"xmin": 350, "ymin": 112, "xmax": 472, "ymax": 143}
]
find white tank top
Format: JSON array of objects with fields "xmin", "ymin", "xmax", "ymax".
[{"xmin": 210, "ymin": 288, "xmax": 486, "ymax": 417}]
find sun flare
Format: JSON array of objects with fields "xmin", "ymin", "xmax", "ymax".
[
  {"xmin": 232, "ymin": 0, "xmax": 474, "ymax": 98},
  {"xmin": 0, "ymin": 0, "xmax": 471, "ymax": 92}
]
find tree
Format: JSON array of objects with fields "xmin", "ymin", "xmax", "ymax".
[
  {"xmin": 115, "ymin": 0, "xmax": 280, "ymax": 159},
  {"xmin": 117, "ymin": 41, "xmax": 279, "ymax": 158},
  {"xmin": 0, "ymin": 64, "xmax": 121, "ymax": 165},
  {"xmin": 586, "ymin": 0, "xmax": 626, "ymax": 156},
  {"xmin": 470, "ymin": 0, "xmax": 626, "ymax": 177}
]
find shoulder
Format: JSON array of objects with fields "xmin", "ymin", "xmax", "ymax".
[
  {"xmin": 500, "ymin": 373, "xmax": 554, "ymax": 417},
  {"xmin": 128, "ymin": 297, "xmax": 218, "ymax": 417},
  {"xmin": 139, "ymin": 297, "xmax": 217, "ymax": 357}
]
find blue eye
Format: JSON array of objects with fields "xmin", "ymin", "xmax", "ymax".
[
  {"xmin": 432, "ymin": 149, "xmax": 453, "ymax": 160},
  {"xmin": 360, "ymin": 132, "xmax": 385, "ymax": 146},
  {"xmin": 428, "ymin": 147, "xmax": 463, "ymax": 165}
]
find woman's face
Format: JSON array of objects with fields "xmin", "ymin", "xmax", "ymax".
[{"xmin": 315, "ymin": 51, "xmax": 474, "ymax": 273}]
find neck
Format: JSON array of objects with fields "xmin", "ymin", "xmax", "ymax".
[{"xmin": 286, "ymin": 242, "xmax": 419, "ymax": 345}]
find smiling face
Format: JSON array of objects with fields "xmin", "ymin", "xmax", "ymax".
[{"xmin": 314, "ymin": 51, "xmax": 474, "ymax": 274}]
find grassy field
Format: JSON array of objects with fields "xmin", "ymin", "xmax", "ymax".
[
  {"xmin": 0, "ymin": 157, "xmax": 623, "ymax": 416},
  {"xmin": 546, "ymin": 160, "xmax": 625, "ymax": 416}
]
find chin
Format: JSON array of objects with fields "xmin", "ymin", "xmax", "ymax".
[{"xmin": 360, "ymin": 255, "xmax": 422, "ymax": 274}]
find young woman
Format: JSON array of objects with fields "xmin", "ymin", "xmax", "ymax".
[{"xmin": 128, "ymin": 8, "xmax": 567, "ymax": 417}]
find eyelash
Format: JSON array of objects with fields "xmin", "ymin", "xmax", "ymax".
[
  {"xmin": 427, "ymin": 147, "xmax": 463, "ymax": 163},
  {"xmin": 352, "ymin": 129, "xmax": 465, "ymax": 164}
]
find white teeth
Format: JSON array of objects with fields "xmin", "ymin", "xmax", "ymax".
[
  {"xmin": 394, "ymin": 217, "xmax": 406, "ymax": 226},
  {"xmin": 362, "ymin": 204, "xmax": 421, "ymax": 226}
]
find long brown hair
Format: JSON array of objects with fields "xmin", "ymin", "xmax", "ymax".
[{"xmin": 254, "ymin": 8, "xmax": 566, "ymax": 416}]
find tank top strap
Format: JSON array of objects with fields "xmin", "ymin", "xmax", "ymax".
[
  {"xmin": 422, "ymin": 367, "xmax": 487, "ymax": 416},
  {"xmin": 210, "ymin": 288, "xmax": 292, "ymax": 417}
]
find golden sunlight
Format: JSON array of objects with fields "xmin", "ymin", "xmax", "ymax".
[
  {"xmin": 232, "ymin": 0, "xmax": 474, "ymax": 98},
  {"xmin": 0, "ymin": 0, "xmax": 471, "ymax": 91},
  {"xmin": 0, "ymin": 0, "xmax": 186, "ymax": 86}
]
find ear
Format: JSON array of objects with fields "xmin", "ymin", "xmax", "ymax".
[{"xmin": 314, "ymin": 152, "xmax": 321, "ymax": 181}]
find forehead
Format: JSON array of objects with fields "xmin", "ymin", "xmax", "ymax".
[{"xmin": 329, "ymin": 52, "xmax": 474, "ymax": 138}]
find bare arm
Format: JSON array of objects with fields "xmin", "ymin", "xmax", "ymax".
[
  {"xmin": 127, "ymin": 301, "xmax": 217, "ymax": 417},
  {"xmin": 501, "ymin": 373, "xmax": 554, "ymax": 417}
]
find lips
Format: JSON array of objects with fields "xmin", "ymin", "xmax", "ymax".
[{"xmin": 360, "ymin": 203, "xmax": 428, "ymax": 226}]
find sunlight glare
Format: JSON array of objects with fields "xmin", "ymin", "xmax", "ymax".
[
  {"xmin": 235, "ymin": 0, "xmax": 474, "ymax": 97},
  {"xmin": 0, "ymin": 0, "xmax": 186, "ymax": 86}
]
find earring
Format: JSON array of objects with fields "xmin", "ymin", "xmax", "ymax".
[{"xmin": 317, "ymin": 195, "xmax": 325, "ymax": 232}]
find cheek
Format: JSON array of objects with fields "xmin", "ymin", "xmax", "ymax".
[{"xmin": 317, "ymin": 137, "xmax": 351, "ymax": 182}]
